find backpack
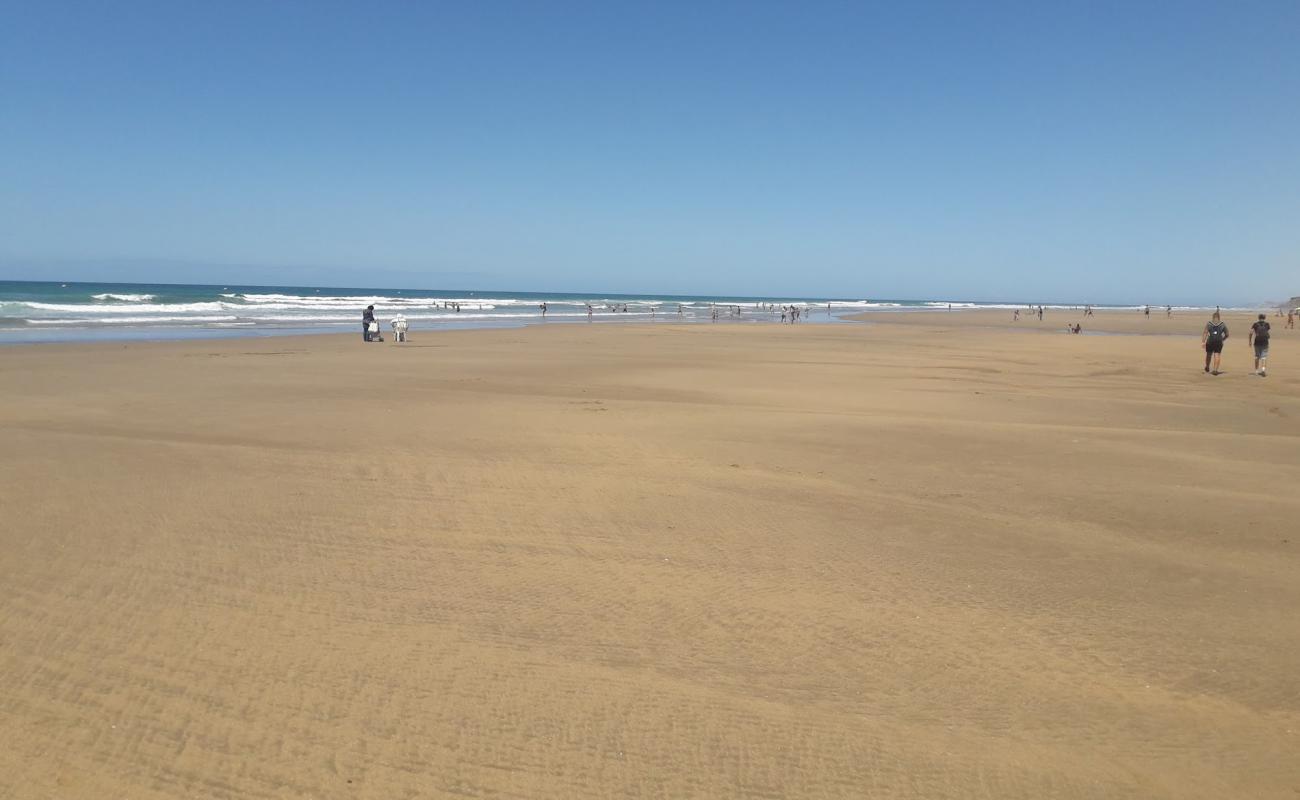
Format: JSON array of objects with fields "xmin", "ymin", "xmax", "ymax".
[{"xmin": 1207, "ymin": 323, "xmax": 1226, "ymax": 343}]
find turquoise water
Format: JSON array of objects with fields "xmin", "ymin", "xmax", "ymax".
[{"xmin": 0, "ymin": 280, "xmax": 1148, "ymax": 343}]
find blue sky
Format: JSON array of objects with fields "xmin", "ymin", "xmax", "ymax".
[{"xmin": 2, "ymin": 1, "xmax": 1297, "ymax": 303}]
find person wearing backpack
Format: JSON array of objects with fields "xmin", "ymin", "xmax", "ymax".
[
  {"xmin": 1202, "ymin": 311, "xmax": 1229, "ymax": 374},
  {"xmin": 1249, "ymin": 313, "xmax": 1271, "ymax": 377}
]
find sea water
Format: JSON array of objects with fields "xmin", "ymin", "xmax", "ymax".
[{"xmin": 0, "ymin": 280, "xmax": 1154, "ymax": 344}]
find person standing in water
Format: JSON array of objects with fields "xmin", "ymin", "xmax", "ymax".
[
  {"xmin": 540, "ymin": 302, "xmax": 548, "ymax": 317},
  {"xmin": 1249, "ymin": 313, "xmax": 1271, "ymax": 377},
  {"xmin": 1202, "ymin": 311, "xmax": 1229, "ymax": 374}
]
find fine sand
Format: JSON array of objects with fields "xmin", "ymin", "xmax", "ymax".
[
  {"xmin": 848, "ymin": 307, "xmax": 1285, "ymax": 336},
  {"xmin": 2, "ymin": 317, "xmax": 1299, "ymax": 799}
]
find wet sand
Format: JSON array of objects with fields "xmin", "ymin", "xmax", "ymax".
[{"xmin": 2, "ymin": 319, "xmax": 1299, "ymax": 798}]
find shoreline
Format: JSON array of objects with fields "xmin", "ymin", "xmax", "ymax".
[
  {"xmin": 7, "ymin": 279, "xmax": 1288, "ymax": 346},
  {"xmin": 5, "ymin": 305, "xmax": 1288, "ymax": 347},
  {"xmin": 0, "ymin": 308, "xmax": 863, "ymax": 346}
]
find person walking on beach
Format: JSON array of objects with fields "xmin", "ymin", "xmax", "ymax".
[
  {"xmin": 1288, "ymin": 310, "xmax": 1295, "ymax": 329},
  {"xmin": 1250, "ymin": 313, "xmax": 1271, "ymax": 377},
  {"xmin": 1202, "ymin": 311, "xmax": 1229, "ymax": 374},
  {"xmin": 362, "ymin": 305, "xmax": 376, "ymax": 342}
]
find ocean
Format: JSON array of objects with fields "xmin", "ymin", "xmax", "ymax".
[{"xmin": 0, "ymin": 280, "xmax": 1150, "ymax": 344}]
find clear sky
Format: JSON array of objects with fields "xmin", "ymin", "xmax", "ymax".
[{"xmin": 2, "ymin": 1, "xmax": 1297, "ymax": 303}]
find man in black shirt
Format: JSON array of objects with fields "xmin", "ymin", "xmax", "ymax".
[
  {"xmin": 1250, "ymin": 313, "xmax": 1271, "ymax": 377},
  {"xmin": 1202, "ymin": 311, "xmax": 1228, "ymax": 375}
]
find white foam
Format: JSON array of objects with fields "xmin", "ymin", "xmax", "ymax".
[
  {"xmin": 218, "ymin": 301, "xmax": 497, "ymax": 312},
  {"xmin": 27, "ymin": 315, "xmax": 240, "ymax": 325},
  {"xmin": 251, "ymin": 311, "xmax": 629, "ymax": 322},
  {"xmin": 92, "ymin": 293, "xmax": 156, "ymax": 302},
  {"xmin": 223, "ymin": 294, "xmax": 510, "ymax": 312},
  {"xmin": 232, "ymin": 293, "xmax": 518, "ymax": 307},
  {"xmin": 23, "ymin": 301, "xmax": 227, "ymax": 314}
]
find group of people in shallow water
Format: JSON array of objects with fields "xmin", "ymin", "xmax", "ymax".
[
  {"xmin": 364, "ymin": 300, "xmax": 822, "ymax": 332},
  {"xmin": 554, "ymin": 301, "xmax": 815, "ymax": 322},
  {"xmin": 1012, "ymin": 306, "xmax": 1048, "ymax": 322},
  {"xmin": 1016, "ymin": 304, "xmax": 1181, "ymax": 323}
]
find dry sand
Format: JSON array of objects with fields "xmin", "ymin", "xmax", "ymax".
[
  {"xmin": 2, "ymin": 317, "xmax": 1299, "ymax": 799},
  {"xmin": 849, "ymin": 307, "xmax": 1283, "ymax": 336}
]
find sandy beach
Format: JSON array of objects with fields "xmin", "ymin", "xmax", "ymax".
[
  {"xmin": 2, "ymin": 316, "xmax": 1298, "ymax": 799},
  {"xmin": 849, "ymin": 307, "xmax": 1288, "ymax": 336}
]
